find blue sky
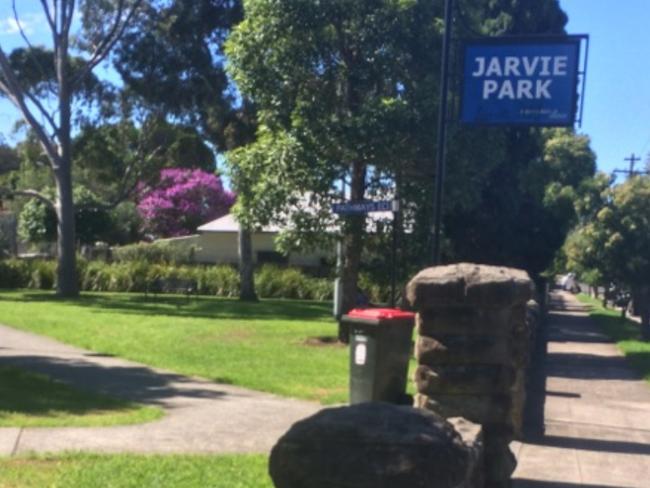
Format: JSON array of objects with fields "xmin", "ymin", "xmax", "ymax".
[
  {"xmin": 562, "ymin": 0, "xmax": 650, "ymax": 176},
  {"xmin": 0, "ymin": 1, "xmax": 648, "ymax": 177}
]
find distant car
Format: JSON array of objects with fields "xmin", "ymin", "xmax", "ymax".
[{"xmin": 560, "ymin": 273, "xmax": 579, "ymax": 293}]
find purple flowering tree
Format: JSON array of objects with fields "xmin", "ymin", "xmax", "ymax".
[{"xmin": 138, "ymin": 169, "xmax": 235, "ymax": 237}]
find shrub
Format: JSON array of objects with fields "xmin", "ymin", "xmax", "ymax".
[
  {"xmin": 358, "ymin": 272, "xmax": 391, "ymax": 305},
  {"xmin": 197, "ymin": 266, "xmax": 240, "ymax": 297},
  {"xmin": 255, "ymin": 265, "xmax": 333, "ymax": 300},
  {"xmin": 0, "ymin": 259, "xmax": 31, "ymax": 288},
  {"xmin": 111, "ymin": 241, "xmax": 198, "ymax": 264},
  {"xmin": 0, "ymin": 259, "xmax": 340, "ymax": 301},
  {"xmin": 28, "ymin": 260, "xmax": 56, "ymax": 289}
]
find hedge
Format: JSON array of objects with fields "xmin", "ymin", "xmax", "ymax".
[{"xmin": 0, "ymin": 260, "xmax": 336, "ymax": 301}]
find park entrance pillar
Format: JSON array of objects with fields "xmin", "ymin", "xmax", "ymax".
[{"xmin": 406, "ymin": 263, "xmax": 533, "ymax": 488}]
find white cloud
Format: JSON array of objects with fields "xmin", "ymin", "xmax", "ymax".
[{"xmin": 0, "ymin": 12, "xmax": 45, "ymax": 37}]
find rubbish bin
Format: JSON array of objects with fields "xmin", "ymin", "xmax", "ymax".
[{"xmin": 341, "ymin": 308, "xmax": 415, "ymax": 405}]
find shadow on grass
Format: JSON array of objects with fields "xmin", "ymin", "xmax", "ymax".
[
  {"xmin": 0, "ymin": 365, "xmax": 138, "ymax": 417},
  {"xmin": 0, "ymin": 291, "xmax": 334, "ymax": 323},
  {"xmin": 0, "ymin": 355, "xmax": 228, "ymax": 411}
]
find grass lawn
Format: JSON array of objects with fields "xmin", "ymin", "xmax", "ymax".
[
  {"xmin": 0, "ymin": 453, "xmax": 271, "ymax": 488},
  {"xmin": 0, "ymin": 291, "xmax": 359, "ymax": 404},
  {"xmin": 577, "ymin": 294, "xmax": 650, "ymax": 384},
  {"xmin": 0, "ymin": 366, "xmax": 162, "ymax": 428}
]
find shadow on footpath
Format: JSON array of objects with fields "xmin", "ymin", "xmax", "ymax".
[
  {"xmin": 0, "ymin": 355, "xmax": 234, "ymax": 408},
  {"xmin": 529, "ymin": 435, "xmax": 650, "ymax": 455},
  {"xmin": 545, "ymin": 351, "xmax": 643, "ymax": 381},
  {"xmin": 522, "ymin": 290, "xmax": 644, "ymax": 438},
  {"xmin": 515, "ymin": 481, "xmax": 629, "ymax": 488},
  {"xmin": 518, "ymin": 291, "xmax": 649, "ymax": 487}
]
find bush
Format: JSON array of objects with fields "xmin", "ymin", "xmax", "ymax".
[
  {"xmin": 111, "ymin": 241, "xmax": 198, "ymax": 264},
  {"xmin": 0, "ymin": 259, "xmax": 338, "ymax": 301},
  {"xmin": 197, "ymin": 265, "xmax": 240, "ymax": 297},
  {"xmin": 28, "ymin": 260, "xmax": 56, "ymax": 289},
  {"xmin": 358, "ymin": 272, "xmax": 392, "ymax": 305},
  {"xmin": 255, "ymin": 265, "xmax": 333, "ymax": 300},
  {"xmin": 0, "ymin": 259, "xmax": 31, "ymax": 288}
]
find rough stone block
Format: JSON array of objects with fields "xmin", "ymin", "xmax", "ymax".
[
  {"xmin": 415, "ymin": 393, "xmax": 511, "ymax": 425},
  {"xmin": 406, "ymin": 263, "xmax": 533, "ymax": 309},
  {"xmin": 415, "ymin": 364, "xmax": 516, "ymax": 396},
  {"xmin": 417, "ymin": 308, "xmax": 515, "ymax": 337},
  {"xmin": 449, "ymin": 417, "xmax": 485, "ymax": 488},
  {"xmin": 269, "ymin": 402, "xmax": 476, "ymax": 488},
  {"xmin": 510, "ymin": 370, "xmax": 527, "ymax": 439},
  {"xmin": 416, "ymin": 334, "xmax": 511, "ymax": 365}
]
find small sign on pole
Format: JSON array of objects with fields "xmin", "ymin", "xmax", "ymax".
[{"xmin": 332, "ymin": 200, "xmax": 395, "ymax": 215}]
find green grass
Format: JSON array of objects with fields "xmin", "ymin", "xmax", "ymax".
[
  {"xmin": 0, "ymin": 291, "xmax": 355, "ymax": 404},
  {"xmin": 0, "ymin": 453, "xmax": 272, "ymax": 488},
  {"xmin": 0, "ymin": 366, "xmax": 162, "ymax": 427},
  {"xmin": 577, "ymin": 294, "xmax": 650, "ymax": 384}
]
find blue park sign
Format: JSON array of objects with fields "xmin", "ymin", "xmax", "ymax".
[{"xmin": 461, "ymin": 37, "xmax": 582, "ymax": 126}]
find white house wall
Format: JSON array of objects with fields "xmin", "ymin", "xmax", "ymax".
[{"xmin": 160, "ymin": 232, "xmax": 327, "ymax": 267}]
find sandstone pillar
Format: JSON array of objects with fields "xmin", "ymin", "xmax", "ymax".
[{"xmin": 407, "ymin": 263, "xmax": 533, "ymax": 488}]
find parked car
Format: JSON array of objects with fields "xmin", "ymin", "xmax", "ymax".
[{"xmin": 560, "ymin": 273, "xmax": 580, "ymax": 293}]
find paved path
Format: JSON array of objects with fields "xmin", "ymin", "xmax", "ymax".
[
  {"xmin": 0, "ymin": 324, "xmax": 321, "ymax": 456},
  {"xmin": 513, "ymin": 291, "xmax": 650, "ymax": 488},
  {"xmin": 2, "ymin": 291, "xmax": 650, "ymax": 488}
]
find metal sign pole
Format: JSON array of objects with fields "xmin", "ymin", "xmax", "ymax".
[{"xmin": 432, "ymin": 0, "xmax": 453, "ymax": 265}]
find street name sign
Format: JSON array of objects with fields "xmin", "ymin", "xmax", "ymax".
[
  {"xmin": 332, "ymin": 200, "xmax": 395, "ymax": 215},
  {"xmin": 461, "ymin": 37, "xmax": 582, "ymax": 126}
]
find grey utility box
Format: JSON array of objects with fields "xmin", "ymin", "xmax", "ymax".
[{"xmin": 341, "ymin": 308, "xmax": 415, "ymax": 405}]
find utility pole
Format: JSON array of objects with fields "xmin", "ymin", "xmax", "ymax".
[
  {"xmin": 432, "ymin": 0, "xmax": 454, "ymax": 265},
  {"xmin": 613, "ymin": 153, "xmax": 649, "ymax": 179}
]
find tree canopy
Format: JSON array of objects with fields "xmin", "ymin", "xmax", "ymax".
[
  {"xmin": 137, "ymin": 168, "xmax": 234, "ymax": 238},
  {"xmin": 225, "ymin": 0, "xmax": 582, "ymax": 310},
  {"xmin": 565, "ymin": 176, "xmax": 650, "ymax": 337}
]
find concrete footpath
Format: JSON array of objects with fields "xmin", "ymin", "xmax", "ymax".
[
  {"xmin": 513, "ymin": 291, "xmax": 650, "ymax": 488},
  {"xmin": 0, "ymin": 324, "xmax": 321, "ymax": 455},
  {"xmin": 2, "ymin": 291, "xmax": 650, "ymax": 488}
]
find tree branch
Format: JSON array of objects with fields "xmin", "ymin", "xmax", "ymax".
[
  {"xmin": 61, "ymin": 0, "xmax": 76, "ymax": 38},
  {"xmin": 13, "ymin": 1, "xmax": 61, "ymax": 107},
  {"xmin": 0, "ymin": 48, "xmax": 60, "ymax": 168},
  {"xmin": 13, "ymin": 1, "xmax": 45, "ymax": 68},
  {"xmin": 1, "ymin": 188, "xmax": 55, "ymax": 209},
  {"xmin": 72, "ymin": 0, "xmax": 143, "ymax": 88},
  {"xmin": 21, "ymin": 86, "xmax": 60, "ymax": 137},
  {"xmin": 39, "ymin": 0, "xmax": 56, "ymax": 32},
  {"xmin": 4, "ymin": 5, "xmax": 60, "ymax": 135}
]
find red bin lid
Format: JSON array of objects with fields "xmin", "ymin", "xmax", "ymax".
[{"xmin": 346, "ymin": 308, "xmax": 415, "ymax": 320}]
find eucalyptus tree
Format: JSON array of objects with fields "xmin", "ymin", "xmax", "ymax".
[{"xmin": 0, "ymin": 0, "xmax": 142, "ymax": 296}]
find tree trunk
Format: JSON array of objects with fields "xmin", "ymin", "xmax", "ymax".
[
  {"xmin": 54, "ymin": 39, "xmax": 78, "ymax": 298},
  {"xmin": 238, "ymin": 225, "xmax": 257, "ymax": 301},
  {"xmin": 54, "ymin": 165, "xmax": 78, "ymax": 297},
  {"xmin": 633, "ymin": 286, "xmax": 650, "ymax": 341}
]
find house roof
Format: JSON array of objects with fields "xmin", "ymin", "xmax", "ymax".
[
  {"xmin": 197, "ymin": 213, "xmax": 282, "ymax": 233},
  {"xmin": 197, "ymin": 210, "xmax": 395, "ymax": 234}
]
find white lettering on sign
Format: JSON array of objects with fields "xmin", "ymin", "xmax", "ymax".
[
  {"xmin": 354, "ymin": 343, "xmax": 367, "ymax": 366},
  {"xmin": 471, "ymin": 54, "xmax": 569, "ymax": 100}
]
